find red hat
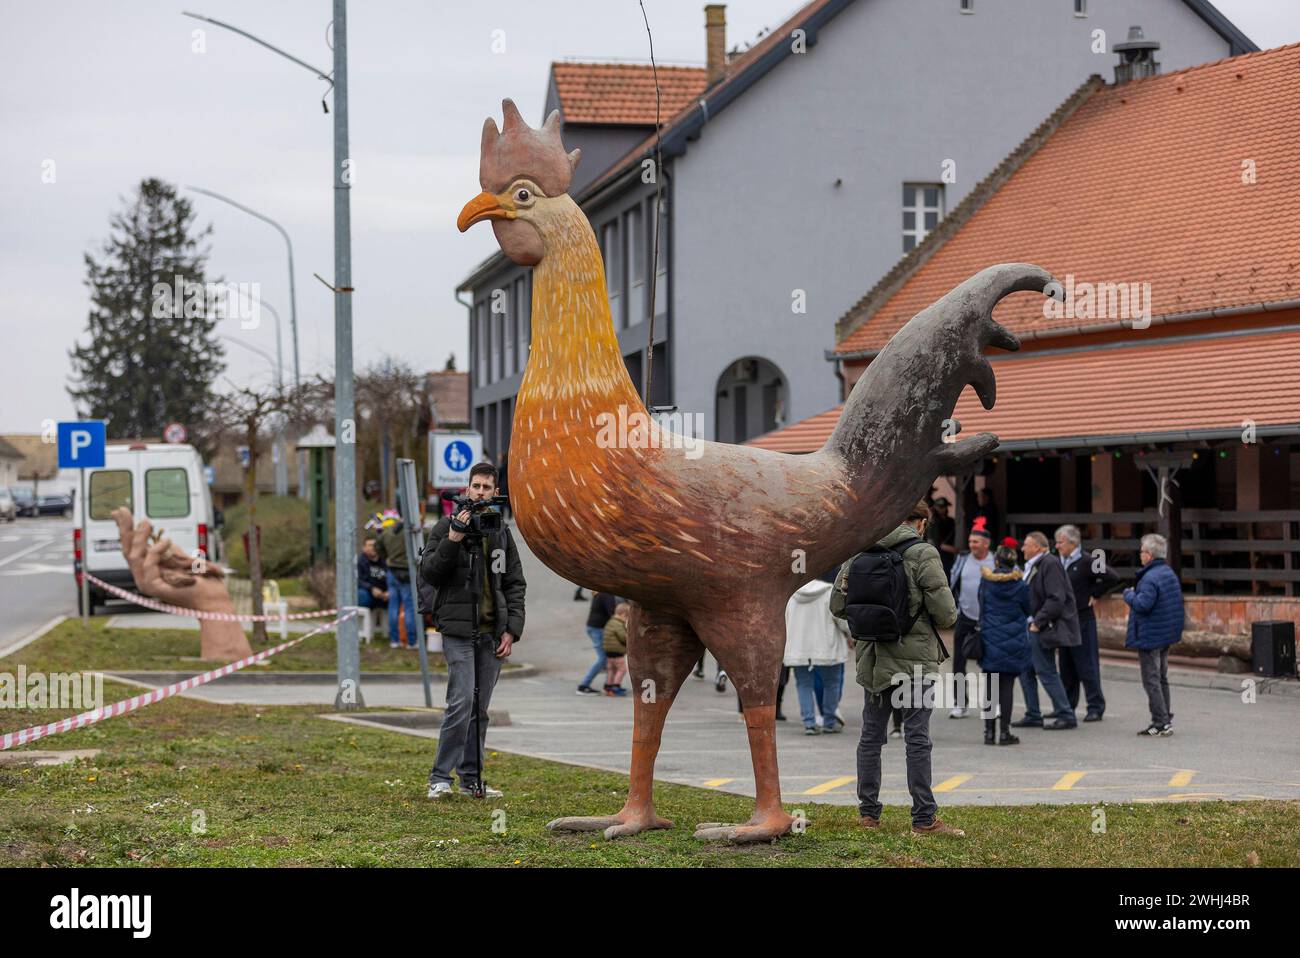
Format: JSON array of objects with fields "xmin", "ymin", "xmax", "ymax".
[{"xmin": 1002, "ymin": 536, "xmax": 1019, "ymax": 548}]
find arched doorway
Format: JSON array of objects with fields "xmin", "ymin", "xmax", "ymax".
[{"xmin": 715, "ymin": 357, "xmax": 788, "ymax": 444}]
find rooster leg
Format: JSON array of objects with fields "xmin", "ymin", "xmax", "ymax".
[
  {"xmin": 694, "ymin": 639, "xmax": 796, "ymax": 844},
  {"xmin": 547, "ymin": 608, "xmax": 701, "ymax": 840}
]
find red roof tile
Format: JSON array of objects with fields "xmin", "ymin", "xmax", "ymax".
[
  {"xmin": 552, "ymin": 62, "xmax": 707, "ymax": 126},
  {"xmin": 836, "ymin": 44, "xmax": 1300, "ymax": 356},
  {"xmin": 753, "ymin": 327, "xmax": 1300, "ymax": 453}
]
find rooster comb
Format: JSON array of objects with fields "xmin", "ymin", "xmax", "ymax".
[{"xmin": 479, "ymin": 98, "xmax": 582, "ymax": 196}]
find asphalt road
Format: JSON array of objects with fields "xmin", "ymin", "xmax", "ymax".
[
  {"xmin": 0, "ymin": 516, "xmax": 77, "ymax": 653},
  {"xmin": 97, "ymin": 519, "xmax": 1300, "ymax": 809}
]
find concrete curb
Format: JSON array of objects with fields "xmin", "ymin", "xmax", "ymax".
[
  {"xmin": 319, "ymin": 707, "xmax": 512, "ymax": 732},
  {"xmin": 102, "ymin": 663, "xmax": 536, "ymax": 686},
  {"xmin": 0, "ymin": 614, "xmax": 69, "ymax": 659},
  {"xmin": 1099, "ymin": 658, "xmax": 1300, "ymax": 699},
  {"xmin": 102, "ymin": 660, "xmax": 533, "ymax": 686}
]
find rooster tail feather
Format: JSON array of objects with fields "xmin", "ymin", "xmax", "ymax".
[{"xmin": 823, "ymin": 263, "xmax": 1055, "ymax": 486}]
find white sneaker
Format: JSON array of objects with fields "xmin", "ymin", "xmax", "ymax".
[
  {"xmin": 427, "ymin": 782, "xmax": 454, "ymax": 799},
  {"xmin": 460, "ymin": 784, "xmax": 503, "ymax": 798},
  {"xmin": 949, "ymin": 707, "xmax": 968, "ymax": 719}
]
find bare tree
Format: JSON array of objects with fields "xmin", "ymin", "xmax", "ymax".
[
  {"xmin": 209, "ymin": 382, "xmax": 301, "ymax": 642},
  {"xmin": 355, "ymin": 357, "xmax": 426, "ymax": 505}
]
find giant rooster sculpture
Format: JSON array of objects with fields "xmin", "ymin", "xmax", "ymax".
[{"xmin": 458, "ymin": 99, "xmax": 1054, "ymax": 843}]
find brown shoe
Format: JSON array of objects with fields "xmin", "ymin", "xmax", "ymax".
[
  {"xmin": 912, "ymin": 819, "xmax": 965, "ymax": 837},
  {"xmin": 858, "ymin": 815, "xmax": 881, "ymax": 829}
]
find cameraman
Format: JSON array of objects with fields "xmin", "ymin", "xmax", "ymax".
[{"xmin": 418, "ymin": 462, "xmax": 525, "ymax": 799}]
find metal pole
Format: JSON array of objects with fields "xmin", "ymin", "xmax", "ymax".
[
  {"xmin": 79, "ymin": 468, "xmax": 89, "ymax": 622},
  {"xmin": 332, "ymin": 0, "xmax": 362, "ymax": 710},
  {"xmin": 396, "ymin": 458, "xmax": 433, "ymax": 708}
]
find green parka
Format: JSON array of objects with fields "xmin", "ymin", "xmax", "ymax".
[{"xmin": 831, "ymin": 523, "xmax": 958, "ymax": 698}]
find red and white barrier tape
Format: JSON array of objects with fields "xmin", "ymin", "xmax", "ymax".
[
  {"xmin": 0, "ymin": 609, "xmax": 359, "ymax": 751},
  {"xmin": 84, "ymin": 573, "xmax": 341, "ymax": 621}
]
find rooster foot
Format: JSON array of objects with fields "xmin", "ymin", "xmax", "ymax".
[
  {"xmin": 546, "ymin": 811, "xmax": 673, "ymax": 840},
  {"xmin": 694, "ymin": 811, "xmax": 796, "ymax": 844}
]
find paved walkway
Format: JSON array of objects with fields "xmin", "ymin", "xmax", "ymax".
[{"xmin": 109, "ymin": 523, "xmax": 1300, "ymax": 807}]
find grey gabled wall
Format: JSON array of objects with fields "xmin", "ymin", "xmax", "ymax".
[{"xmin": 670, "ymin": 0, "xmax": 1233, "ymax": 440}]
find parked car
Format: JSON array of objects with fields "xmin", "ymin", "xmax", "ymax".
[
  {"xmin": 37, "ymin": 493, "xmax": 74, "ymax": 517},
  {"xmin": 10, "ymin": 486, "xmax": 36, "ymax": 517},
  {"xmin": 0, "ymin": 487, "xmax": 16, "ymax": 522},
  {"xmin": 74, "ymin": 443, "xmax": 216, "ymax": 615}
]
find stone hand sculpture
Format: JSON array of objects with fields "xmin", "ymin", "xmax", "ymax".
[
  {"xmin": 458, "ymin": 99, "xmax": 1054, "ymax": 843},
  {"xmin": 112, "ymin": 507, "xmax": 253, "ymax": 661}
]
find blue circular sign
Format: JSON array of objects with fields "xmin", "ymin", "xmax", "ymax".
[{"xmin": 443, "ymin": 440, "xmax": 472, "ymax": 473}]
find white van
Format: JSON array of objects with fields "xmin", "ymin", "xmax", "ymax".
[{"xmin": 74, "ymin": 443, "xmax": 216, "ymax": 615}]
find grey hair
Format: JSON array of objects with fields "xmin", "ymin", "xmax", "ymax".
[
  {"xmin": 1140, "ymin": 534, "xmax": 1167, "ymax": 559},
  {"xmin": 1054, "ymin": 524, "xmax": 1081, "ymax": 546},
  {"xmin": 1026, "ymin": 531, "xmax": 1050, "ymax": 549}
]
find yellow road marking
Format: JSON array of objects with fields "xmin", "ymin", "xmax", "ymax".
[
  {"xmin": 1168, "ymin": 770, "xmax": 1195, "ymax": 787},
  {"xmin": 803, "ymin": 775, "xmax": 855, "ymax": 795},
  {"xmin": 1053, "ymin": 771, "xmax": 1086, "ymax": 790},
  {"xmin": 702, "ymin": 778, "xmax": 734, "ymax": 788},
  {"xmin": 934, "ymin": 774, "xmax": 972, "ymax": 793}
]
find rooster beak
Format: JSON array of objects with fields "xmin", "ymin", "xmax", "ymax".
[{"xmin": 458, "ymin": 191, "xmax": 514, "ymax": 232}]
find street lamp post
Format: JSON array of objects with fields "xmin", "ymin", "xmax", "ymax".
[
  {"xmin": 184, "ymin": 4, "xmax": 361, "ymax": 708},
  {"xmin": 185, "ymin": 185, "xmax": 301, "ymax": 390},
  {"xmin": 330, "ymin": 0, "xmax": 362, "ymax": 710}
]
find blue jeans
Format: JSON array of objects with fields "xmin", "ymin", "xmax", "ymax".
[
  {"xmin": 1019, "ymin": 633, "xmax": 1074, "ymax": 723},
  {"xmin": 387, "ymin": 571, "xmax": 417, "ymax": 645},
  {"xmin": 793, "ymin": 664, "xmax": 843, "ymax": 729},
  {"xmin": 581, "ymin": 626, "xmax": 607, "ymax": 687}
]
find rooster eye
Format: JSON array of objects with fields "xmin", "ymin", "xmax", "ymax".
[{"xmin": 515, "ymin": 187, "xmax": 531, "ymax": 203}]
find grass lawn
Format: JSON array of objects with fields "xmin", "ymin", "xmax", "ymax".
[
  {"xmin": 2, "ymin": 618, "xmax": 501, "ymax": 674},
  {"xmin": 0, "ymin": 680, "xmax": 1293, "ymax": 867}
]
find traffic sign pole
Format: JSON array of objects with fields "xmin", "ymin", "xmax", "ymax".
[
  {"xmin": 59, "ymin": 421, "xmax": 106, "ymax": 623},
  {"xmin": 79, "ymin": 468, "xmax": 89, "ymax": 622}
]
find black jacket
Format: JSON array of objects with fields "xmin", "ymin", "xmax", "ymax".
[
  {"xmin": 1062, "ymin": 549, "xmax": 1120, "ymax": 622},
  {"xmin": 417, "ymin": 516, "xmax": 526, "ymax": 641},
  {"xmin": 1026, "ymin": 553, "xmax": 1081, "ymax": 648}
]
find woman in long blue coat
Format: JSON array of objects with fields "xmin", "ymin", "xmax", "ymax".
[{"xmin": 978, "ymin": 539, "xmax": 1033, "ymax": 745}]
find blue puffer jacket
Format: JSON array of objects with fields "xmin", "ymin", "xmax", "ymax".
[
  {"xmin": 977, "ymin": 568, "xmax": 1032, "ymax": 674},
  {"xmin": 1123, "ymin": 558, "xmax": 1184, "ymax": 650}
]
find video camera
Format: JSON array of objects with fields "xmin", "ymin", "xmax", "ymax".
[{"xmin": 442, "ymin": 490, "xmax": 510, "ymax": 535}]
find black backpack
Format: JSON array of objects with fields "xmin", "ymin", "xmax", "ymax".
[{"xmin": 843, "ymin": 538, "xmax": 930, "ymax": 643}]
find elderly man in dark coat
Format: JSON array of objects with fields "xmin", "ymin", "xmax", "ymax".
[{"xmin": 1012, "ymin": 531, "xmax": 1080, "ymax": 730}]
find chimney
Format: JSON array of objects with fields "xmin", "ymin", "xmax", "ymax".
[
  {"xmin": 1112, "ymin": 25, "xmax": 1161, "ymax": 84},
  {"xmin": 705, "ymin": 4, "xmax": 727, "ymax": 87}
]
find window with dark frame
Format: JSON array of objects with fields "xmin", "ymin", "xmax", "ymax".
[
  {"xmin": 602, "ymin": 219, "xmax": 622, "ymax": 327},
  {"xmin": 1073, "ymin": 0, "xmax": 1087, "ymax": 16},
  {"xmin": 653, "ymin": 197, "xmax": 667, "ymax": 317},
  {"xmin": 475, "ymin": 302, "xmax": 488, "ymax": 384},
  {"xmin": 626, "ymin": 205, "xmax": 645, "ymax": 328},
  {"xmin": 504, "ymin": 282, "xmax": 516, "ymax": 375}
]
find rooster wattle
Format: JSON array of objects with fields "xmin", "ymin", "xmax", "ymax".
[{"xmin": 459, "ymin": 99, "xmax": 1054, "ymax": 843}]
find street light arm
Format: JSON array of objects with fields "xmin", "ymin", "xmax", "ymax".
[
  {"xmin": 181, "ymin": 11, "xmax": 331, "ymax": 82},
  {"xmin": 185, "ymin": 185, "xmax": 291, "ymax": 248},
  {"xmin": 185, "ymin": 185, "xmax": 301, "ymax": 390}
]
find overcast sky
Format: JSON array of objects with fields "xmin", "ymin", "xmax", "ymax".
[{"xmin": 1, "ymin": 0, "xmax": 1296, "ymax": 435}]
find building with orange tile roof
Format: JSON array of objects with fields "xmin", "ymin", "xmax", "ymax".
[
  {"xmin": 461, "ymin": 1, "xmax": 1253, "ymax": 472},
  {"xmin": 753, "ymin": 38, "xmax": 1300, "ymax": 612}
]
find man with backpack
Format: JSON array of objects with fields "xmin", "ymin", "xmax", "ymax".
[{"xmin": 832, "ymin": 499, "xmax": 964, "ymax": 837}]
